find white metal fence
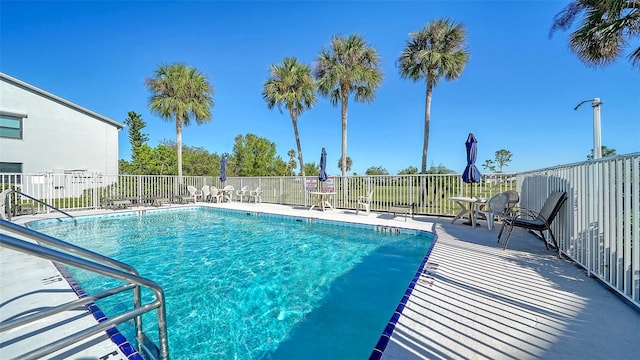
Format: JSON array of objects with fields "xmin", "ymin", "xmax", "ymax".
[
  {"xmin": 2, "ymin": 155, "xmax": 638, "ymax": 308},
  {"xmin": 1, "ymin": 172, "xmax": 516, "ymax": 216},
  {"xmin": 517, "ymin": 153, "xmax": 640, "ymax": 309}
]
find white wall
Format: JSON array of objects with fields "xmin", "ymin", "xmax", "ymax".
[{"xmin": 0, "ymin": 74, "xmax": 122, "ymax": 175}]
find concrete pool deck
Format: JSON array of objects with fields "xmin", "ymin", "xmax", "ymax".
[{"xmin": 1, "ymin": 202, "xmax": 639, "ymax": 359}]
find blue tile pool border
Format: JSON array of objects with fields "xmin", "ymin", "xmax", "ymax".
[
  {"xmin": 369, "ymin": 232, "xmax": 439, "ymax": 360},
  {"xmin": 52, "ymin": 263, "xmax": 144, "ymax": 360},
  {"xmin": 26, "ymin": 205, "xmax": 437, "ymax": 358}
]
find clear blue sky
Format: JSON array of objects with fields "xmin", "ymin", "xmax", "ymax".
[{"xmin": 2, "ymin": 1, "xmax": 638, "ymax": 175}]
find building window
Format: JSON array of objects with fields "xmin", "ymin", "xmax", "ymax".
[
  {"xmin": 0, "ymin": 162, "xmax": 22, "ymax": 183},
  {"xmin": 0, "ymin": 115, "xmax": 23, "ymax": 139}
]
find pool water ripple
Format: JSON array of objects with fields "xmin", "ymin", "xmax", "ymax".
[{"xmin": 30, "ymin": 208, "xmax": 433, "ymax": 359}]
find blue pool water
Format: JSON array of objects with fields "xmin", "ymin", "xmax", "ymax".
[{"xmin": 30, "ymin": 208, "xmax": 433, "ymax": 359}]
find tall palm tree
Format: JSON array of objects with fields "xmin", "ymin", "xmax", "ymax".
[
  {"xmin": 315, "ymin": 34, "xmax": 383, "ymax": 177},
  {"xmin": 263, "ymin": 57, "xmax": 316, "ymax": 177},
  {"xmin": 337, "ymin": 156, "xmax": 352, "ymax": 173},
  {"xmin": 551, "ymin": 0, "xmax": 640, "ymax": 69},
  {"xmin": 145, "ymin": 63, "xmax": 214, "ymax": 179},
  {"xmin": 397, "ymin": 19, "xmax": 469, "ymax": 174}
]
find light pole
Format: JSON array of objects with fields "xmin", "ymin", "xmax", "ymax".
[{"xmin": 574, "ymin": 98, "xmax": 603, "ymax": 159}]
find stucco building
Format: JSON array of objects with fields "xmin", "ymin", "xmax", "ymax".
[{"xmin": 0, "ymin": 72, "xmax": 123, "ymax": 178}]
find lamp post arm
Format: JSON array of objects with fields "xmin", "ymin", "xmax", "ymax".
[{"xmin": 574, "ymin": 98, "xmax": 603, "ymax": 160}]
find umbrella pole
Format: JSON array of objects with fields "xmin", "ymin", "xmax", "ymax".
[{"xmin": 463, "ymin": 183, "xmax": 475, "ymax": 226}]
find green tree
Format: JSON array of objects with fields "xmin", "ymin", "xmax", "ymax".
[
  {"xmin": 122, "ymin": 111, "xmax": 150, "ymax": 174},
  {"xmin": 365, "ymin": 166, "xmax": 389, "ymax": 175},
  {"xmin": 118, "ymin": 159, "xmax": 132, "ymax": 174},
  {"xmin": 304, "ymin": 162, "xmax": 320, "ymax": 176},
  {"xmin": 426, "ymin": 163, "xmax": 455, "ymax": 174},
  {"xmin": 263, "ymin": 57, "xmax": 317, "ymax": 177},
  {"xmin": 398, "ymin": 166, "xmax": 419, "ymax": 175},
  {"xmin": 315, "ymin": 34, "xmax": 383, "ymax": 176},
  {"xmin": 287, "ymin": 149, "xmax": 298, "ymax": 175},
  {"xmin": 587, "ymin": 145, "xmax": 617, "ymax": 159},
  {"xmin": 482, "ymin": 149, "xmax": 513, "ymax": 173},
  {"xmin": 232, "ymin": 133, "xmax": 289, "ymax": 176},
  {"xmin": 132, "ymin": 144, "xmax": 158, "ymax": 175},
  {"xmin": 145, "ymin": 63, "xmax": 214, "ymax": 179},
  {"xmin": 551, "ymin": 0, "xmax": 640, "ymax": 69},
  {"xmin": 482, "ymin": 159, "xmax": 497, "ymax": 173},
  {"xmin": 398, "ymin": 19, "xmax": 470, "ymax": 174},
  {"xmin": 337, "ymin": 156, "xmax": 353, "ymax": 173},
  {"xmin": 494, "ymin": 149, "xmax": 512, "ymax": 172},
  {"xmin": 124, "ymin": 111, "xmax": 148, "ymax": 149},
  {"xmin": 182, "ymin": 145, "xmax": 218, "ymax": 176},
  {"xmin": 154, "ymin": 143, "xmax": 178, "ymax": 175}
]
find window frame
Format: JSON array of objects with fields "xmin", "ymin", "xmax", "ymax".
[{"xmin": 0, "ymin": 110, "xmax": 27, "ymax": 140}]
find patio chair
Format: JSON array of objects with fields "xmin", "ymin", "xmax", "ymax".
[
  {"xmin": 201, "ymin": 185, "xmax": 211, "ymax": 202},
  {"xmin": 504, "ymin": 190, "xmax": 520, "ymax": 214},
  {"xmin": 236, "ymin": 186, "xmax": 249, "ymax": 203},
  {"xmin": 222, "ymin": 185, "xmax": 234, "ymax": 202},
  {"xmin": 498, "ymin": 191, "xmax": 567, "ymax": 257},
  {"xmin": 184, "ymin": 185, "xmax": 200, "ymax": 203},
  {"xmin": 249, "ymin": 187, "xmax": 262, "ymax": 203},
  {"xmin": 477, "ymin": 192, "xmax": 509, "ymax": 230},
  {"xmin": 209, "ymin": 186, "xmax": 222, "ymax": 203},
  {"xmin": 103, "ymin": 197, "xmax": 132, "ymax": 210},
  {"xmin": 356, "ymin": 190, "xmax": 374, "ymax": 215}
]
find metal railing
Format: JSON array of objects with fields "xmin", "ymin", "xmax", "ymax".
[
  {"xmin": 4, "ymin": 189, "xmax": 76, "ymax": 224},
  {"xmin": 0, "ymin": 220, "xmax": 169, "ymax": 360},
  {"xmin": 1, "ymin": 172, "xmax": 517, "ymax": 216},
  {"xmin": 517, "ymin": 153, "xmax": 640, "ymax": 309}
]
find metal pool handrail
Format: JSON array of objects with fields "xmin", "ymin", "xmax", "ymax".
[
  {"xmin": 0, "ymin": 221, "xmax": 169, "ymax": 360},
  {"xmin": 0, "ymin": 219, "xmax": 146, "ymax": 344},
  {"xmin": 5, "ymin": 189, "xmax": 77, "ymax": 225}
]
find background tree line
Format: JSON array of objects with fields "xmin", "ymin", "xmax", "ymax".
[
  {"xmin": 119, "ymin": 111, "xmax": 460, "ymax": 177},
  {"xmin": 119, "ymin": 112, "xmax": 296, "ymax": 177}
]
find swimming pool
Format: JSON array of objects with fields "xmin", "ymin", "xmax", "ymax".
[{"xmin": 29, "ymin": 207, "xmax": 434, "ymax": 359}]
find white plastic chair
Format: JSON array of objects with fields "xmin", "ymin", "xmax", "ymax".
[
  {"xmin": 201, "ymin": 186, "xmax": 211, "ymax": 202},
  {"xmin": 236, "ymin": 186, "xmax": 249, "ymax": 203},
  {"xmin": 249, "ymin": 187, "xmax": 262, "ymax": 203},
  {"xmin": 185, "ymin": 185, "xmax": 200, "ymax": 203},
  {"xmin": 222, "ymin": 185, "xmax": 234, "ymax": 202},
  {"xmin": 356, "ymin": 190, "xmax": 374, "ymax": 215},
  {"xmin": 478, "ymin": 193, "xmax": 509, "ymax": 230},
  {"xmin": 209, "ymin": 186, "xmax": 222, "ymax": 203}
]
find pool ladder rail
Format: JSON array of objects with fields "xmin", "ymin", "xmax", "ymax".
[
  {"xmin": 0, "ymin": 220, "xmax": 170, "ymax": 360},
  {"xmin": 3, "ymin": 189, "xmax": 77, "ymax": 225}
]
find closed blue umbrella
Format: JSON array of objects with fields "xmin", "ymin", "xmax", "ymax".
[
  {"xmin": 220, "ymin": 155, "xmax": 227, "ymax": 183},
  {"xmin": 319, "ymin": 148, "xmax": 328, "ymax": 184},
  {"xmin": 462, "ymin": 133, "xmax": 481, "ymax": 197}
]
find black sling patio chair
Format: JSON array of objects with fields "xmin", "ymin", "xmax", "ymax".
[{"xmin": 497, "ymin": 191, "xmax": 568, "ymax": 258}]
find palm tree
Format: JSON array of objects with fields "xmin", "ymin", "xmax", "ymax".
[
  {"xmin": 263, "ymin": 57, "xmax": 316, "ymax": 177},
  {"xmin": 337, "ymin": 156, "xmax": 352, "ymax": 173},
  {"xmin": 551, "ymin": 0, "xmax": 640, "ymax": 69},
  {"xmin": 397, "ymin": 19, "xmax": 469, "ymax": 174},
  {"xmin": 314, "ymin": 34, "xmax": 383, "ymax": 176},
  {"xmin": 145, "ymin": 63, "xmax": 214, "ymax": 179}
]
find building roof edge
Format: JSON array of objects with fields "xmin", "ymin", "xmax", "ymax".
[{"xmin": 0, "ymin": 72, "xmax": 124, "ymax": 129}]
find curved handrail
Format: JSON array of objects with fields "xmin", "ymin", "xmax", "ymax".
[
  {"xmin": 0, "ymin": 232, "xmax": 169, "ymax": 360},
  {"xmin": 0, "ymin": 220, "xmax": 137, "ymax": 274},
  {"xmin": 5, "ymin": 189, "xmax": 76, "ymax": 225},
  {"xmin": 0, "ymin": 219, "xmax": 146, "ymax": 342}
]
